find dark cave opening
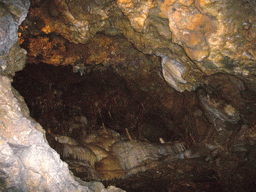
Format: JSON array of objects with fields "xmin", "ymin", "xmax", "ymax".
[
  {"xmin": 2, "ymin": 0, "xmax": 256, "ymax": 191},
  {"xmin": 11, "ymin": 61, "xmax": 206, "ymax": 191},
  {"xmin": 12, "ymin": 62, "xmax": 185, "ymax": 143},
  {"xmin": 11, "ymin": 62, "xmax": 256, "ymax": 192}
]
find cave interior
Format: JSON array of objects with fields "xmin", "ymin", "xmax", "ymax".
[{"xmin": 2, "ymin": 0, "xmax": 256, "ymax": 191}]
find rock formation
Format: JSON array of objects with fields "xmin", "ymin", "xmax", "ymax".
[
  {"xmin": 0, "ymin": 0, "xmax": 123, "ymax": 191},
  {"xmin": 1, "ymin": 0, "xmax": 256, "ymax": 191}
]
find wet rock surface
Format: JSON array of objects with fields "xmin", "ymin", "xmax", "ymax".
[
  {"xmin": 0, "ymin": 1, "xmax": 124, "ymax": 191},
  {"xmin": 19, "ymin": 0, "xmax": 256, "ymax": 91},
  {"xmin": 1, "ymin": 0, "xmax": 256, "ymax": 191}
]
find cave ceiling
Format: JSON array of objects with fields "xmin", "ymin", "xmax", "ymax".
[
  {"xmin": 1, "ymin": 0, "xmax": 256, "ymax": 191},
  {"xmin": 15, "ymin": 0, "xmax": 256, "ymax": 143},
  {"xmin": 18, "ymin": 0, "xmax": 256, "ymax": 92}
]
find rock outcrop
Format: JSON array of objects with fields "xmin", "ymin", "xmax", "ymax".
[
  {"xmin": 20, "ymin": 0, "xmax": 256, "ymax": 92},
  {"xmin": 1, "ymin": 0, "xmax": 256, "ymax": 191},
  {"xmin": 0, "ymin": 0, "xmax": 124, "ymax": 191}
]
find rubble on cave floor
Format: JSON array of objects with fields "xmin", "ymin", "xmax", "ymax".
[
  {"xmin": 103, "ymin": 147, "xmax": 256, "ymax": 192},
  {"xmin": 11, "ymin": 61, "xmax": 256, "ymax": 192}
]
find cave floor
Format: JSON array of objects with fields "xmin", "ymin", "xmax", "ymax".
[{"xmin": 102, "ymin": 152, "xmax": 256, "ymax": 192}]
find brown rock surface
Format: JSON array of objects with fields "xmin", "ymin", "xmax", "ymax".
[
  {"xmin": 18, "ymin": 0, "xmax": 256, "ymax": 91},
  {"xmin": 0, "ymin": 1, "xmax": 125, "ymax": 191},
  {"xmin": 2, "ymin": 0, "xmax": 256, "ymax": 191}
]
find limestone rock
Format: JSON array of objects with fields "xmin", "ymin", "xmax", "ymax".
[
  {"xmin": 2, "ymin": 0, "xmax": 256, "ymax": 190},
  {"xmin": 0, "ymin": 75, "xmax": 92, "ymax": 191},
  {"xmin": 95, "ymin": 155, "xmax": 126, "ymax": 180},
  {"xmin": 21, "ymin": 0, "xmax": 256, "ymax": 91},
  {"xmin": 66, "ymin": 160, "xmax": 101, "ymax": 181},
  {"xmin": 86, "ymin": 144, "xmax": 109, "ymax": 162},
  {"xmin": 55, "ymin": 135, "xmax": 79, "ymax": 145},
  {"xmin": 111, "ymin": 140, "xmax": 186, "ymax": 172},
  {"xmin": 0, "ymin": 1, "xmax": 125, "ymax": 190},
  {"xmin": 199, "ymin": 88, "xmax": 241, "ymax": 132},
  {"xmin": 117, "ymin": 0, "xmax": 155, "ymax": 31},
  {"xmin": 39, "ymin": 0, "xmax": 109, "ymax": 44},
  {"xmin": 161, "ymin": 56, "xmax": 187, "ymax": 92},
  {"xmin": 62, "ymin": 144, "xmax": 97, "ymax": 167},
  {"xmin": 84, "ymin": 181, "xmax": 126, "ymax": 192},
  {"xmin": 0, "ymin": 0, "xmax": 29, "ymax": 75},
  {"xmin": 1, "ymin": 0, "xmax": 30, "ymax": 25},
  {"xmin": 81, "ymin": 128, "xmax": 122, "ymax": 151}
]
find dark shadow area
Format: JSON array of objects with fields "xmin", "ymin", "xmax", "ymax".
[{"xmin": 12, "ymin": 63, "xmax": 256, "ymax": 192}]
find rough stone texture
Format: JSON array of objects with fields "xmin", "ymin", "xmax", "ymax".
[
  {"xmin": 199, "ymin": 88, "xmax": 241, "ymax": 132},
  {"xmin": 21, "ymin": 0, "xmax": 256, "ymax": 92},
  {"xmin": 0, "ymin": 0, "xmax": 28, "ymax": 76},
  {"xmin": 47, "ymin": 128, "xmax": 190, "ymax": 180},
  {"xmin": 116, "ymin": 0, "xmax": 155, "ymax": 32},
  {"xmin": 111, "ymin": 140, "xmax": 186, "ymax": 171},
  {"xmin": 40, "ymin": 0, "xmax": 109, "ymax": 43},
  {"xmin": 2, "ymin": 0, "xmax": 256, "ymax": 191},
  {"xmin": 0, "ymin": 1, "xmax": 125, "ymax": 191},
  {"xmin": 0, "ymin": 75, "xmax": 91, "ymax": 191}
]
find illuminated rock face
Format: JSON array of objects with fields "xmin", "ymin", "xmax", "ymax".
[
  {"xmin": 20, "ymin": 0, "xmax": 256, "ymax": 92},
  {"xmin": 0, "ymin": 1, "xmax": 124, "ymax": 191},
  {"xmin": 48, "ymin": 129, "xmax": 188, "ymax": 181},
  {"xmin": 2, "ymin": 0, "xmax": 256, "ymax": 191},
  {"xmin": 0, "ymin": 0, "xmax": 29, "ymax": 76},
  {"xmin": 0, "ymin": 54, "xmax": 91, "ymax": 191}
]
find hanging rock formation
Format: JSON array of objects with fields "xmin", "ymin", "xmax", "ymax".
[
  {"xmin": 20, "ymin": 0, "xmax": 256, "ymax": 91},
  {"xmin": 1, "ymin": 0, "xmax": 256, "ymax": 191}
]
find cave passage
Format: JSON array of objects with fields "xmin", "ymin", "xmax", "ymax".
[
  {"xmin": 11, "ymin": 62, "xmax": 256, "ymax": 192},
  {"xmin": 3, "ymin": 0, "xmax": 256, "ymax": 191},
  {"xmin": 12, "ymin": 62, "xmax": 195, "ymax": 143},
  {"xmin": 11, "ymin": 61, "xmax": 205, "ymax": 190}
]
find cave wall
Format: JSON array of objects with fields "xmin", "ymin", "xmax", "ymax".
[
  {"xmin": 1, "ymin": 0, "xmax": 256, "ymax": 191},
  {"xmin": 0, "ymin": 0, "xmax": 123, "ymax": 191},
  {"xmin": 19, "ymin": 0, "xmax": 256, "ymax": 92},
  {"xmin": 16, "ymin": 0, "xmax": 256, "ymax": 149}
]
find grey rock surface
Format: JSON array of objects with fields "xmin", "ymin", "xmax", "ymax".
[
  {"xmin": 111, "ymin": 140, "xmax": 186, "ymax": 171},
  {"xmin": 0, "ymin": 0, "xmax": 28, "ymax": 75},
  {"xmin": 0, "ymin": 0, "xmax": 125, "ymax": 191},
  {"xmin": 0, "ymin": 75, "xmax": 92, "ymax": 191}
]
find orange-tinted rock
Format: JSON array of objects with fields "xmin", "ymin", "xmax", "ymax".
[
  {"xmin": 95, "ymin": 156, "xmax": 126, "ymax": 180},
  {"xmin": 167, "ymin": 5, "xmax": 216, "ymax": 61},
  {"xmin": 184, "ymin": 46, "xmax": 209, "ymax": 62},
  {"xmin": 179, "ymin": 0, "xmax": 194, "ymax": 6},
  {"xmin": 17, "ymin": 0, "xmax": 256, "ymax": 91},
  {"xmin": 195, "ymin": 0, "xmax": 221, "ymax": 16},
  {"xmin": 117, "ymin": 0, "xmax": 155, "ymax": 31},
  {"xmin": 85, "ymin": 35, "xmax": 118, "ymax": 65},
  {"xmin": 159, "ymin": 0, "xmax": 176, "ymax": 18}
]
